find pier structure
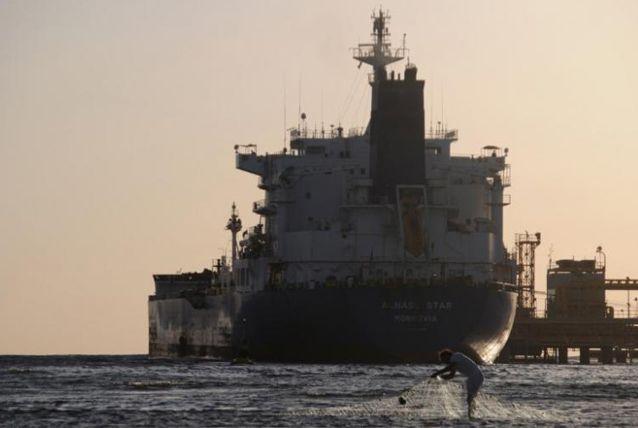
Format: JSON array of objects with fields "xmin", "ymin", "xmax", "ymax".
[{"xmin": 503, "ymin": 247, "xmax": 638, "ymax": 364}]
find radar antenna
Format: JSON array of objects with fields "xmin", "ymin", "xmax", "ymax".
[{"xmin": 352, "ymin": 9, "xmax": 407, "ymax": 82}]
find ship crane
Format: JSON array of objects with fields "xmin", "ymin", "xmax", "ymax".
[{"xmin": 225, "ymin": 202, "xmax": 242, "ymax": 266}]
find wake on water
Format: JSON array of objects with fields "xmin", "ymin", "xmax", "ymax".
[{"xmin": 293, "ymin": 378, "xmax": 572, "ymax": 425}]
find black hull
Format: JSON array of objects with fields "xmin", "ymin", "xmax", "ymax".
[{"xmin": 149, "ymin": 285, "xmax": 516, "ymax": 363}]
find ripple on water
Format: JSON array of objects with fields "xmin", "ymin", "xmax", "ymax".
[{"xmin": 0, "ymin": 356, "xmax": 637, "ymax": 426}]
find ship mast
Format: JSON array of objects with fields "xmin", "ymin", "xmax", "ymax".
[
  {"xmin": 352, "ymin": 9, "xmax": 406, "ymax": 83},
  {"xmin": 225, "ymin": 202, "xmax": 242, "ymax": 265}
]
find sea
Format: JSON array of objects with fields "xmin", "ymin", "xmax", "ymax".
[{"xmin": 1, "ymin": 355, "xmax": 637, "ymax": 427}]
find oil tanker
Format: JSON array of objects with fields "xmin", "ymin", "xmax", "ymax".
[{"xmin": 149, "ymin": 10, "xmax": 517, "ymax": 363}]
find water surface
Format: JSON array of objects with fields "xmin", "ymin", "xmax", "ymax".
[{"xmin": 1, "ymin": 355, "xmax": 636, "ymax": 426}]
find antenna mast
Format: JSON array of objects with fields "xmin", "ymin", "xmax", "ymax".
[
  {"xmin": 352, "ymin": 9, "xmax": 407, "ymax": 83},
  {"xmin": 283, "ymin": 78, "xmax": 287, "ymax": 150},
  {"xmin": 297, "ymin": 74, "xmax": 302, "ymax": 131}
]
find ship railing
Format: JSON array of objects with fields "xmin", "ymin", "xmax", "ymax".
[
  {"xmin": 246, "ymin": 225, "xmax": 265, "ymax": 235},
  {"xmin": 289, "ymin": 126, "xmax": 364, "ymax": 140},
  {"xmin": 234, "ymin": 143, "xmax": 301, "ymax": 160},
  {"xmin": 265, "ymin": 278, "xmax": 515, "ymax": 292},
  {"xmin": 499, "ymin": 165, "xmax": 511, "ymax": 186},
  {"xmin": 234, "ymin": 144, "xmax": 257, "ymax": 155},
  {"xmin": 253, "ymin": 199, "xmax": 276, "ymax": 216},
  {"xmin": 267, "ymin": 148, "xmax": 299, "ymax": 157},
  {"xmin": 450, "ymin": 152, "xmax": 498, "ymax": 160},
  {"xmin": 426, "ymin": 129, "xmax": 458, "ymax": 140},
  {"xmin": 449, "ymin": 153, "xmax": 496, "ymax": 163},
  {"xmin": 487, "ymin": 194, "xmax": 511, "ymax": 206},
  {"xmin": 449, "ymin": 153, "xmax": 507, "ymax": 168},
  {"xmin": 480, "ymin": 145, "xmax": 508, "ymax": 158}
]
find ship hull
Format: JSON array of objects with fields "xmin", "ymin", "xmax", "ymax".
[{"xmin": 149, "ymin": 285, "xmax": 516, "ymax": 363}]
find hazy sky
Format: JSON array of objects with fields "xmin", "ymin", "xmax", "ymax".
[{"xmin": 1, "ymin": 1, "xmax": 637, "ymax": 354}]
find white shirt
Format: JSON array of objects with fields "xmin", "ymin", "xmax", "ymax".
[{"xmin": 450, "ymin": 352, "xmax": 482, "ymax": 380}]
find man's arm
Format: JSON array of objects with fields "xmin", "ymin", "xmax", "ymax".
[
  {"xmin": 430, "ymin": 363, "xmax": 456, "ymax": 378},
  {"xmin": 440, "ymin": 370, "xmax": 456, "ymax": 380}
]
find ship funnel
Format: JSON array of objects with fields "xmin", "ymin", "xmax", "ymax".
[
  {"xmin": 369, "ymin": 60, "xmax": 425, "ymax": 201},
  {"xmin": 353, "ymin": 11, "xmax": 425, "ymax": 202}
]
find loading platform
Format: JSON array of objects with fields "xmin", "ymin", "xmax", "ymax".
[
  {"xmin": 505, "ymin": 317, "xmax": 638, "ymax": 364},
  {"xmin": 501, "ymin": 253, "xmax": 638, "ymax": 364}
]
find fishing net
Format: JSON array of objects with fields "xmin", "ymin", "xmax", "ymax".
[{"xmin": 295, "ymin": 377, "xmax": 567, "ymax": 424}]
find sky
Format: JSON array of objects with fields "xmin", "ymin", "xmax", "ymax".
[{"xmin": 1, "ymin": 0, "xmax": 637, "ymax": 354}]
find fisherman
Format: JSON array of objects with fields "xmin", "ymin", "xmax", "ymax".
[{"xmin": 430, "ymin": 349, "xmax": 484, "ymax": 418}]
